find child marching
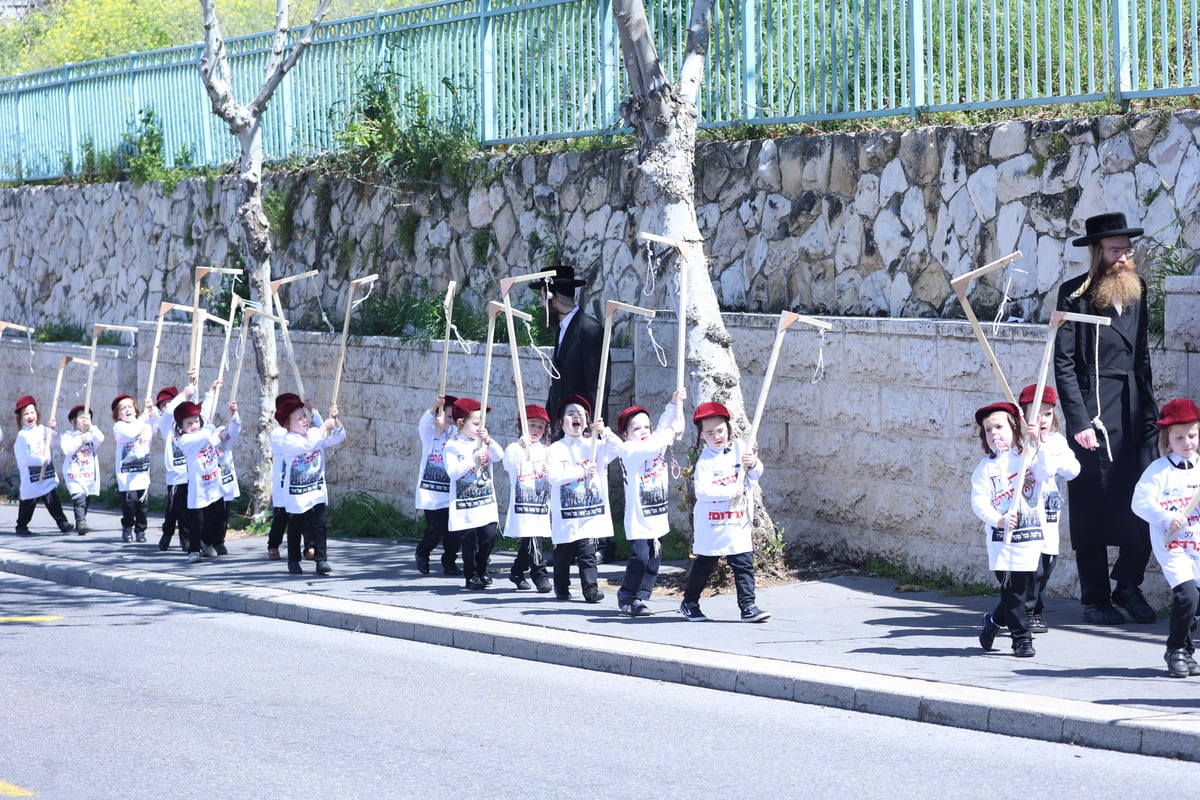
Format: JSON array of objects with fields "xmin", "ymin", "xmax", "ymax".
[
  {"xmin": 412, "ymin": 394, "xmax": 463, "ymax": 576},
  {"xmin": 274, "ymin": 394, "xmax": 345, "ymax": 575},
  {"xmin": 61, "ymin": 404, "xmax": 105, "ymax": 535},
  {"xmin": 680, "ymin": 401, "xmax": 770, "ymax": 623},
  {"xmin": 501, "ymin": 404, "xmax": 552, "ymax": 592},
  {"xmin": 1131, "ymin": 398, "xmax": 1200, "ymax": 678},
  {"xmin": 610, "ymin": 390, "xmax": 685, "ymax": 616},
  {"xmin": 443, "ymin": 397, "xmax": 504, "ymax": 590},
  {"xmin": 173, "ymin": 386, "xmax": 236, "ymax": 564},
  {"xmin": 111, "ymin": 393, "xmax": 154, "ymax": 543},
  {"xmin": 12, "ymin": 395, "xmax": 73, "ymax": 535}
]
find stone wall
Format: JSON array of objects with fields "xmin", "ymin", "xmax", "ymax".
[
  {"xmin": 2, "ymin": 112, "xmax": 1198, "ymax": 337},
  {"xmin": 3, "ymin": 275, "xmax": 1198, "ymax": 607}
]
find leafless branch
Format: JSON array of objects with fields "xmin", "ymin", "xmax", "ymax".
[{"xmin": 249, "ymin": 0, "xmax": 333, "ymax": 116}]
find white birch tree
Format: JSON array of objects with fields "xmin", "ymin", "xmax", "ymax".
[
  {"xmin": 197, "ymin": 0, "xmax": 332, "ymax": 514},
  {"xmin": 613, "ymin": 0, "xmax": 786, "ymax": 574}
]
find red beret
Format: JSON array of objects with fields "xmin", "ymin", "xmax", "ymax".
[
  {"xmin": 275, "ymin": 394, "xmax": 305, "ymax": 426},
  {"xmin": 1158, "ymin": 398, "xmax": 1200, "ymax": 428},
  {"xmin": 173, "ymin": 401, "xmax": 203, "ymax": 425},
  {"xmin": 111, "ymin": 394, "xmax": 134, "ymax": 413},
  {"xmin": 68, "ymin": 405, "xmax": 90, "ymax": 422},
  {"xmin": 524, "ymin": 404, "xmax": 550, "ymax": 424},
  {"xmin": 452, "ymin": 397, "xmax": 487, "ymax": 420},
  {"xmin": 156, "ymin": 386, "xmax": 179, "ymax": 405},
  {"xmin": 693, "ymin": 401, "xmax": 730, "ymax": 424},
  {"xmin": 14, "ymin": 395, "xmax": 35, "ymax": 414},
  {"xmin": 557, "ymin": 394, "xmax": 591, "ymax": 420},
  {"xmin": 975, "ymin": 401, "xmax": 1020, "ymax": 426},
  {"xmin": 617, "ymin": 405, "xmax": 649, "ymax": 434},
  {"xmin": 1018, "ymin": 384, "xmax": 1058, "ymax": 407}
]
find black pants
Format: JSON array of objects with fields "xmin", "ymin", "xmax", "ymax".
[
  {"xmin": 511, "ymin": 536, "xmax": 548, "ymax": 580},
  {"xmin": 121, "ymin": 489, "xmax": 148, "ymax": 533},
  {"xmin": 1075, "ymin": 542, "xmax": 1151, "ymax": 607},
  {"xmin": 1025, "ymin": 553, "xmax": 1056, "ymax": 615},
  {"xmin": 17, "ymin": 491, "xmax": 69, "ymax": 530},
  {"xmin": 416, "ymin": 508, "xmax": 461, "ymax": 570},
  {"xmin": 553, "ymin": 538, "xmax": 599, "ymax": 596},
  {"xmin": 162, "ymin": 483, "xmax": 188, "ymax": 539},
  {"xmin": 183, "ymin": 499, "xmax": 226, "ymax": 554},
  {"xmin": 993, "ymin": 570, "xmax": 1035, "ymax": 642},
  {"xmin": 70, "ymin": 493, "xmax": 90, "ymax": 529},
  {"xmin": 459, "ymin": 522, "xmax": 498, "ymax": 581},
  {"xmin": 267, "ymin": 505, "xmax": 290, "ymax": 549},
  {"xmin": 287, "ymin": 503, "xmax": 327, "ymax": 564},
  {"xmin": 1167, "ymin": 579, "xmax": 1200, "ymax": 652},
  {"xmin": 619, "ymin": 538, "xmax": 661, "ymax": 601},
  {"xmin": 683, "ymin": 551, "xmax": 757, "ymax": 611}
]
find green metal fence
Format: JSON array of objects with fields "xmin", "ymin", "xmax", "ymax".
[{"xmin": 1, "ymin": 0, "xmax": 1197, "ymax": 181}]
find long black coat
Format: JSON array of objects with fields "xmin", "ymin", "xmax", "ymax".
[
  {"xmin": 545, "ymin": 308, "xmax": 608, "ymax": 425},
  {"xmin": 1052, "ymin": 273, "xmax": 1159, "ymax": 549}
]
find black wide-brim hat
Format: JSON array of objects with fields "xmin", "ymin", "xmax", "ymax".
[
  {"xmin": 1071, "ymin": 212, "xmax": 1144, "ymax": 247},
  {"xmin": 539, "ymin": 264, "xmax": 588, "ymax": 296}
]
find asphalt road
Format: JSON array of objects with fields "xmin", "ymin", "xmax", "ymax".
[{"xmin": 1, "ymin": 574, "xmax": 1191, "ymax": 799}]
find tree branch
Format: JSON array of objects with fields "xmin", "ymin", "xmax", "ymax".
[
  {"xmin": 677, "ymin": 0, "xmax": 713, "ymax": 104},
  {"xmin": 611, "ymin": 0, "xmax": 666, "ymax": 97},
  {"xmin": 248, "ymin": 0, "xmax": 333, "ymax": 117},
  {"xmin": 197, "ymin": 0, "xmax": 248, "ymax": 132}
]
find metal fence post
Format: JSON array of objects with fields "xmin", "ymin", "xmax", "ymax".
[
  {"xmin": 478, "ymin": 0, "xmax": 495, "ymax": 144},
  {"xmin": 66, "ymin": 68, "xmax": 78, "ymax": 175},
  {"xmin": 741, "ymin": 0, "xmax": 758, "ymax": 123},
  {"xmin": 908, "ymin": 0, "xmax": 927, "ymax": 115},
  {"xmin": 1112, "ymin": 0, "xmax": 1132, "ymax": 102},
  {"xmin": 597, "ymin": 0, "xmax": 617, "ymax": 131}
]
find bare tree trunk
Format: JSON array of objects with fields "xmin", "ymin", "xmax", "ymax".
[
  {"xmin": 614, "ymin": 0, "xmax": 786, "ymax": 576},
  {"xmin": 197, "ymin": 0, "xmax": 330, "ymax": 516}
]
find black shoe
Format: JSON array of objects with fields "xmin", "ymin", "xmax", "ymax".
[
  {"xmin": 555, "ymin": 591, "xmax": 572, "ymax": 601},
  {"xmin": 287, "ymin": 561, "xmax": 303, "ymax": 575},
  {"xmin": 583, "ymin": 588, "xmax": 605, "ymax": 603},
  {"xmin": 978, "ymin": 612, "xmax": 1001, "ymax": 651},
  {"xmin": 1013, "ymin": 639, "xmax": 1036, "ymax": 658},
  {"xmin": 740, "ymin": 605, "xmax": 771, "ymax": 623},
  {"xmin": 481, "ymin": 574, "xmax": 493, "ymax": 586},
  {"xmin": 1165, "ymin": 648, "xmax": 1191, "ymax": 678},
  {"xmin": 443, "ymin": 564, "xmax": 464, "ymax": 576},
  {"xmin": 158, "ymin": 531, "xmax": 172, "ymax": 551},
  {"xmin": 58, "ymin": 519, "xmax": 74, "ymax": 534},
  {"xmin": 214, "ymin": 544, "xmax": 228, "ymax": 556},
  {"xmin": 510, "ymin": 575, "xmax": 531, "ymax": 590},
  {"xmin": 315, "ymin": 560, "xmax": 332, "ymax": 575},
  {"xmin": 1026, "ymin": 613, "xmax": 1048, "ymax": 634},
  {"xmin": 465, "ymin": 576, "xmax": 486, "ymax": 590},
  {"xmin": 415, "ymin": 554, "xmax": 430, "ymax": 574},
  {"xmin": 134, "ymin": 531, "xmax": 147, "ymax": 543},
  {"xmin": 76, "ymin": 521, "xmax": 89, "ymax": 536},
  {"xmin": 533, "ymin": 576, "xmax": 552, "ymax": 594},
  {"xmin": 1082, "ymin": 604, "xmax": 1125, "ymax": 625},
  {"xmin": 1112, "ymin": 585, "xmax": 1156, "ymax": 624},
  {"xmin": 14, "ymin": 526, "xmax": 31, "ymax": 536}
]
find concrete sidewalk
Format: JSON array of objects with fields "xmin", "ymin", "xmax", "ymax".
[{"xmin": 2, "ymin": 503, "xmax": 1199, "ymax": 762}]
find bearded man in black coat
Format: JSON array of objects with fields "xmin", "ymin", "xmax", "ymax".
[{"xmin": 1053, "ymin": 212, "xmax": 1160, "ymax": 626}]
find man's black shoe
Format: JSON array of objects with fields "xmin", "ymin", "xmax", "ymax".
[
  {"xmin": 1082, "ymin": 603, "xmax": 1125, "ymax": 625},
  {"xmin": 1112, "ymin": 585, "xmax": 1157, "ymax": 624}
]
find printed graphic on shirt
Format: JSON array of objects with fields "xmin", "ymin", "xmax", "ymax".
[
  {"xmin": 197, "ymin": 443, "xmax": 221, "ymax": 485},
  {"xmin": 420, "ymin": 444, "xmax": 451, "ymax": 493},
  {"xmin": 1044, "ymin": 489, "xmax": 1062, "ymax": 523},
  {"xmin": 558, "ymin": 478, "xmax": 604, "ymax": 520},
  {"xmin": 454, "ymin": 470, "xmax": 495, "ymax": 510},
  {"xmin": 171, "ymin": 436, "xmax": 185, "ymax": 468},
  {"xmin": 68, "ymin": 442, "xmax": 96, "ymax": 482},
  {"xmin": 638, "ymin": 454, "xmax": 669, "ymax": 517},
  {"xmin": 219, "ymin": 453, "xmax": 236, "ymax": 487},
  {"xmin": 513, "ymin": 465, "xmax": 549, "ymax": 515},
  {"xmin": 988, "ymin": 469, "xmax": 1043, "ymax": 543},
  {"xmin": 289, "ymin": 449, "xmax": 325, "ymax": 496},
  {"xmin": 25, "ymin": 463, "xmax": 55, "ymax": 481},
  {"xmin": 119, "ymin": 440, "xmax": 150, "ymax": 474}
]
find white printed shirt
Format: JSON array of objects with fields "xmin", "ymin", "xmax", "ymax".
[
  {"xmin": 1132, "ymin": 454, "xmax": 1200, "ymax": 588},
  {"xmin": 61, "ymin": 426, "xmax": 105, "ymax": 497},
  {"xmin": 414, "ymin": 410, "xmax": 456, "ymax": 511},
  {"xmin": 970, "ymin": 447, "xmax": 1051, "ymax": 572},
  {"xmin": 14, "ymin": 424, "xmax": 58, "ymax": 501},
  {"xmin": 502, "ymin": 440, "xmax": 550, "ymax": 539},
  {"xmin": 692, "ymin": 440, "xmax": 762, "ymax": 556},
  {"xmin": 444, "ymin": 434, "xmax": 504, "ymax": 532},
  {"xmin": 546, "ymin": 434, "xmax": 614, "ymax": 545},
  {"xmin": 610, "ymin": 404, "xmax": 678, "ymax": 541},
  {"xmin": 112, "ymin": 417, "xmax": 153, "ymax": 492},
  {"xmin": 276, "ymin": 424, "xmax": 346, "ymax": 515}
]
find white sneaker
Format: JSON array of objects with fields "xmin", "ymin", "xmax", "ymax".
[
  {"xmin": 202, "ymin": 544, "xmax": 219, "ymax": 558},
  {"xmin": 187, "ymin": 552, "xmax": 202, "ymax": 563}
]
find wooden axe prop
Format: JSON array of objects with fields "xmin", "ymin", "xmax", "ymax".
[
  {"xmin": 1166, "ymin": 486, "xmax": 1200, "ymax": 547},
  {"xmin": 331, "ymin": 273, "xmax": 379, "ymax": 409},
  {"xmin": 950, "ymin": 251, "xmax": 1024, "ymax": 408},
  {"xmin": 204, "ymin": 306, "xmax": 236, "ymax": 413},
  {"xmin": 145, "ymin": 301, "xmax": 182, "ymax": 409},
  {"xmin": 84, "ymin": 323, "xmax": 139, "ymax": 416},
  {"xmin": 639, "ymin": 231, "xmax": 690, "ymax": 428},
  {"xmin": 590, "ymin": 300, "xmax": 658, "ymax": 482},
  {"xmin": 38, "ymin": 355, "xmax": 96, "ymax": 482},
  {"xmin": 498, "ymin": 270, "xmax": 554, "ymax": 442},
  {"xmin": 269, "ymin": 269, "xmax": 320, "ymax": 401},
  {"xmin": 0, "ymin": 321, "xmax": 34, "ymax": 337},
  {"xmin": 479, "ymin": 300, "xmax": 533, "ymax": 432},
  {"xmin": 1001, "ymin": 310, "xmax": 1110, "ymax": 544},
  {"xmin": 188, "ymin": 266, "xmax": 242, "ymax": 385},
  {"xmin": 228, "ymin": 301, "xmax": 287, "ymax": 406},
  {"xmin": 435, "ymin": 280, "xmax": 459, "ymax": 423}
]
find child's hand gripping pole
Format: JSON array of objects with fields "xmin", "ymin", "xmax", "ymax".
[
  {"xmin": 498, "ymin": 271, "xmax": 555, "ymax": 445},
  {"xmin": 331, "ymin": 273, "xmax": 379, "ymax": 410},
  {"xmin": 269, "ymin": 269, "xmax": 320, "ymax": 402},
  {"xmin": 735, "ymin": 310, "xmax": 832, "ymax": 508},
  {"xmin": 1003, "ymin": 310, "xmax": 1111, "ymax": 544},
  {"xmin": 39, "ymin": 355, "xmax": 95, "ymax": 482},
  {"xmin": 592, "ymin": 300, "xmax": 658, "ymax": 485},
  {"xmin": 1166, "ymin": 488, "xmax": 1200, "ymax": 548}
]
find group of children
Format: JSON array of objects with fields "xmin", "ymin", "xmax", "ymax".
[
  {"xmin": 971, "ymin": 384, "xmax": 1200, "ymax": 676},
  {"xmin": 414, "ymin": 389, "xmax": 772, "ymax": 622},
  {"xmin": 10, "ymin": 377, "xmax": 345, "ymax": 578}
]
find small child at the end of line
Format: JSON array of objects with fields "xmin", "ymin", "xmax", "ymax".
[
  {"xmin": 13, "ymin": 395, "xmax": 73, "ymax": 535},
  {"xmin": 1131, "ymin": 397, "xmax": 1200, "ymax": 679},
  {"xmin": 680, "ymin": 401, "xmax": 770, "ymax": 624}
]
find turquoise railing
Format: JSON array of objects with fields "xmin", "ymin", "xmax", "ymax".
[{"xmin": 1, "ymin": 0, "xmax": 1196, "ymax": 181}]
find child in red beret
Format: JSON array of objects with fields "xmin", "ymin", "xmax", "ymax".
[
  {"xmin": 680, "ymin": 401, "xmax": 769, "ymax": 623},
  {"xmin": 173, "ymin": 390, "xmax": 235, "ymax": 564},
  {"xmin": 112, "ymin": 393, "xmax": 154, "ymax": 542},
  {"xmin": 1131, "ymin": 397, "xmax": 1200, "ymax": 678},
  {"xmin": 412, "ymin": 393, "xmax": 462, "ymax": 576},
  {"xmin": 443, "ymin": 397, "xmax": 504, "ymax": 590},
  {"xmin": 970, "ymin": 401, "xmax": 1054, "ymax": 658},
  {"xmin": 12, "ymin": 395, "xmax": 73, "ymax": 535},
  {"xmin": 274, "ymin": 394, "xmax": 345, "ymax": 575},
  {"xmin": 1017, "ymin": 384, "xmax": 1080, "ymax": 634},
  {"xmin": 501, "ymin": 403, "xmax": 552, "ymax": 592},
  {"xmin": 61, "ymin": 404, "xmax": 106, "ymax": 535}
]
